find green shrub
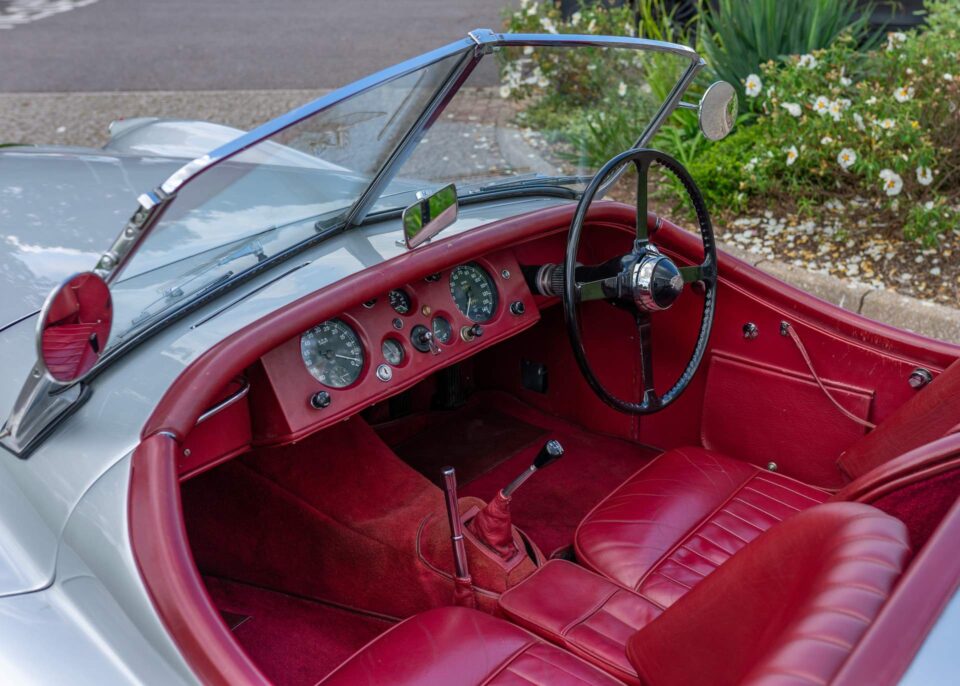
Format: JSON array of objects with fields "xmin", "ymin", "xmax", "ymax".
[
  {"xmin": 700, "ymin": 0, "xmax": 876, "ymax": 101},
  {"xmin": 719, "ymin": 0, "xmax": 960, "ymax": 244}
]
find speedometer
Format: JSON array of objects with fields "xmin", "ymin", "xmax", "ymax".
[
  {"xmin": 449, "ymin": 263, "xmax": 498, "ymax": 323},
  {"xmin": 300, "ymin": 319, "xmax": 365, "ymax": 388}
]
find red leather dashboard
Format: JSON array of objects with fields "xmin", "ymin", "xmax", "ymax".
[{"xmin": 249, "ymin": 248, "xmax": 540, "ymax": 445}]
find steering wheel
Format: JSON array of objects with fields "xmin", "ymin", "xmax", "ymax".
[{"xmin": 563, "ymin": 148, "xmax": 717, "ymax": 414}]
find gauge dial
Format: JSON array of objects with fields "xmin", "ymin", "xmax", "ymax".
[
  {"xmin": 300, "ymin": 319, "xmax": 365, "ymax": 388},
  {"xmin": 449, "ymin": 263, "xmax": 498, "ymax": 322},
  {"xmin": 432, "ymin": 316, "xmax": 453, "ymax": 344},
  {"xmin": 381, "ymin": 338, "xmax": 405, "ymax": 366},
  {"xmin": 388, "ymin": 289, "xmax": 412, "ymax": 315}
]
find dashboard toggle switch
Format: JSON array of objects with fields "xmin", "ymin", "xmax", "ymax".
[{"xmin": 460, "ymin": 324, "xmax": 483, "ymax": 342}]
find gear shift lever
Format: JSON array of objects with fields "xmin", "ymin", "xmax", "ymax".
[{"xmin": 469, "ymin": 439, "xmax": 564, "ymax": 559}]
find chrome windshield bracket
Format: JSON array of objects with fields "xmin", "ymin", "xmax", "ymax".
[{"xmin": 0, "ymin": 367, "xmax": 87, "ymax": 458}]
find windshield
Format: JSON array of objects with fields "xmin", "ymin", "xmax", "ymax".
[{"xmin": 103, "ymin": 33, "xmax": 699, "ymax": 350}]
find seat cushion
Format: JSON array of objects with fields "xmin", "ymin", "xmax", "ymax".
[
  {"xmin": 320, "ymin": 606, "xmax": 625, "ymax": 685},
  {"xmin": 626, "ymin": 502, "xmax": 910, "ymax": 686},
  {"xmin": 574, "ymin": 447, "xmax": 828, "ymax": 608},
  {"xmin": 500, "ymin": 560, "xmax": 661, "ymax": 685}
]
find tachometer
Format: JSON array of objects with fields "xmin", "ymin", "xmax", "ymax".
[
  {"xmin": 300, "ymin": 319, "xmax": 365, "ymax": 388},
  {"xmin": 449, "ymin": 263, "xmax": 498, "ymax": 323}
]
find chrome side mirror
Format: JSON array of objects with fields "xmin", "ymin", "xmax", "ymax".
[
  {"xmin": 36, "ymin": 272, "xmax": 113, "ymax": 383},
  {"xmin": 699, "ymin": 81, "xmax": 738, "ymax": 141},
  {"xmin": 402, "ymin": 183, "xmax": 458, "ymax": 249}
]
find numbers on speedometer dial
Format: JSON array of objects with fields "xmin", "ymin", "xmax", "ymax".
[
  {"xmin": 449, "ymin": 263, "xmax": 498, "ymax": 323},
  {"xmin": 300, "ymin": 319, "xmax": 365, "ymax": 388}
]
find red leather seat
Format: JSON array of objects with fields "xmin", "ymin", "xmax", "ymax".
[
  {"xmin": 575, "ymin": 359, "xmax": 960, "ymax": 603},
  {"xmin": 503, "ymin": 503, "xmax": 910, "ymax": 686},
  {"xmin": 319, "ymin": 606, "xmax": 624, "ymax": 685}
]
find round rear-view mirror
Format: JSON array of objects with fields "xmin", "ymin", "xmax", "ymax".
[
  {"xmin": 36, "ymin": 272, "xmax": 112, "ymax": 383},
  {"xmin": 699, "ymin": 81, "xmax": 738, "ymax": 141}
]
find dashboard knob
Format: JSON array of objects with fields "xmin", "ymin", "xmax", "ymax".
[
  {"xmin": 310, "ymin": 391, "xmax": 332, "ymax": 409},
  {"xmin": 460, "ymin": 324, "xmax": 483, "ymax": 342},
  {"xmin": 510, "ymin": 300, "xmax": 525, "ymax": 316}
]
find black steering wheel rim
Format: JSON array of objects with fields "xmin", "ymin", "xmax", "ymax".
[{"xmin": 562, "ymin": 148, "xmax": 718, "ymax": 414}]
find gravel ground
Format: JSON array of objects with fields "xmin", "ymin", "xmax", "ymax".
[{"xmin": 718, "ymin": 206, "xmax": 959, "ymax": 308}]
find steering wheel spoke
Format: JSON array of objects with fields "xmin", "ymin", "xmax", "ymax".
[
  {"xmin": 633, "ymin": 158, "xmax": 652, "ymax": 246},
  {"xmin": 636, "ymin": 312, "xmax": 658, "ymax": 405},
  {"xmin": 576, "ymin": 277, "xmax": 616, "ymax": 302}
]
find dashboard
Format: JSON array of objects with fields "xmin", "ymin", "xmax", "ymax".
[{"xmin": 251, "ymin": 248, "xmax": 541, "ymax": 444}]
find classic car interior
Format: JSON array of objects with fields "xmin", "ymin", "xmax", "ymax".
[{"xmin": 149, "ymin": 194, "xmax": 959, "ymax": 685}]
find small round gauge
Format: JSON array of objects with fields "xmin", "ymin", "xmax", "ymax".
[
  {"xmin": 388, "ymin": 289, "xmax": 412, "ymax": 315},
  {"xmin": 449, "ymin": 263, "xmax": 498, "ymax": 323},
  {"xmin": 300, "ymin": 319, "xmax": 365, "ymax": 388},
  {"xmin": 432, "ymin": 316, "xmax": 453, "ymax": 344},
  {"xmin": 381, "ymin": 338, "xmax": 405, "ymax": 366}
]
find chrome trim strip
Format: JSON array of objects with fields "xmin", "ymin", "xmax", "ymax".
[{"xmin": 196, "ymin": 378, "xmax": 250, "ymax": 425}]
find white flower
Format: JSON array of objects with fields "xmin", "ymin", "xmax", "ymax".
[
  {"xmin": 570, "ymin": 11, "xmax": 581, "ymax": 26},
  {"xmin": 798, "ymin": 54, "xmax": 818, "ymax": 69},
  {"xmin": 839, "ymin": 68, "xmax": 852, "ymax": 87},
  {"xmin": 499, "ymin": 85, "xmax": 511, "ymax": 98},
  {"xmin": 853, "ymin": 113, "xmax": 865, "ymax": 131},
  {"xmin": 785, "ymin": 146, "xmax": 799, "ymax": 166},
  {"xmin": 922, "ymin": 58, "xmax": 930, "ymax": 66},
  {"xmin": 744, "ymin": 74, "xmax": 762, "ymax": 97},
  {"xmin": 782, "ymin": 102, "xmax": 802, "ymax": 117},
  {"xmin": 523, "ymin": 46, "xmax": 534, "ymax": 56},
  {"xmin": 587, "ymin": 18, "xmax": 596, "ymax": 32},
  {"xmin": 880, "ymin": 118, "xmax": 896, "ymax": 130},
  {"xmin": 828, "ymin": 100, "xmax": 844, "ymax": 121},
  {"xmin": 893, "ymin": 85, "xmax": 914, "ymax": 102},
  {"xmin": 837, "ymin": 148, "xmax": 857, "ymax": 170},
  {"xmin": 617, "ymin": 81, "xmax": 627, "ymax": 97},
  {"xmin": 945, "ymin": 73, "xmax": 954, "ymax": 81},
  {"xmin": 866, "ymin": 96, "xmax": 878, "ymax": 105},
  {"xmin": 813, "ymin": 96, "xmax": 831, "ymax": 115},
  {"xmin": 821, "ymin": 136, "xmax": 834, "ymax": 145},
  {"xmin": 886, "ymin": 32, "xmax": 907, "ymax": 51},
  {"xmin": 879, "ymin": 169, "xmax": 903, "ymax": 196},
  {"xmin": 539, "ymin": 17, "xmax": 558, "ymax": 33},
  {"xmin": 526, "ymin": 2, "xmax": 538, "ymax": 16},
  {"xmin": 745, "ymin": 157, "xmax": 759, "ymax": 172},
  {"xmin": 839, "ymin": 98, "xmax": 852, "ymax": 110},
  {"xmin": 520, "ymin": 0, "xmax": 529, "ymax": 7},
  {"xmin": 916, "ymin": 166, "xmax": 934, "ymax": 186}
]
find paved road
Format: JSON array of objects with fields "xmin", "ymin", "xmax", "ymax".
[{"xmin": 0, "ymin": 0, "xmax": 509, "ymax": 92}]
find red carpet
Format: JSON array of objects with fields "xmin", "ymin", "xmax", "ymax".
[
  {"xmin": 205, "ymin": 577, "xmax": 393, "ymax": 686},
  {"xmin": 383, "ymin": 392, "xmax": 659, "ymax": 556}
]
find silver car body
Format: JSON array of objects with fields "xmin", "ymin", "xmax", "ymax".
[{"xmin": 0, "ymin": 29, "xmax": 954, "ymax": 685}]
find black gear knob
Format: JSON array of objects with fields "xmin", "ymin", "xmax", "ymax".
[{"xmin": 502, "ymin": 439, "xmax": 564, "ymax": 498}]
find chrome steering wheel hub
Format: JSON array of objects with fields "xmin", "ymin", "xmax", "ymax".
[{"xmin": 629, "ymin": 246, "xmax": 684, "ymax": 312}]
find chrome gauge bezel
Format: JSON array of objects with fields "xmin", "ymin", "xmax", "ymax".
[
  {"xmin": 449, "ymin": 262, "xmax": 498, "ymax": 323},
  {"xmin": 300, "ymin": 318, "xmax": 366, "ymax": 389},
  {"xmin": 381, "ymin": 337, "xmax": 405, "ymax": 366},
  {"xmin": 431, "ymin": 315, "xmax": 453, "ymax": 344}
]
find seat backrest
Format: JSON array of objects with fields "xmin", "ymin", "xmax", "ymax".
[
  {"xmin": 626, "ymin": 502, "xmax": 910, "ymax": 686},
  {"xmin": 837, "ymin": 359, "xmax": 960, "ymax": 480}
]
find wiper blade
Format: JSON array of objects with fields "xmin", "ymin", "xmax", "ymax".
[
  {"xmin": 129, "ymin": 238, "xmax": 268, "ymax": 327},
  {"xmin": 462, "ymin": 174, "xmax": 590, "ymax": 195}
]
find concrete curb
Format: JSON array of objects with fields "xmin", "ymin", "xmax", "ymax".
[{"xmin": 720, "ymin": 242, "xmax": 959, "ymax": 343}]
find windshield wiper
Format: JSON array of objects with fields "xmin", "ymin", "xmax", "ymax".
[
  {"xmin": 461, "ymin": 174, "xmax": 591, "ymax": 196},
  {"xmin": 130, "ymin": 238, "xmax": 268, "ymax": 327}
]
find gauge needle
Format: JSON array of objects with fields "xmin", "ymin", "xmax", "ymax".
[
  {"xmin": 334, "ymin": 354, "xmax": 361, "ymax": 362},
  {"xmin": 466, "ymin": 292, "xmax": 473, "ymax": 316}
]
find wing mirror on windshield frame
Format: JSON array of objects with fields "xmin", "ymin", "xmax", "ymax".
[
  {"xmin": 402, "ymin": 183, "xmax": 458, "ymax": 249},
  {"xmin": 698, "ymin": 81, "xmax": 738, "ymax": 141},
  {"xmin": 36, "ymin": 271, "xmax": 113, "ymax": 383}
]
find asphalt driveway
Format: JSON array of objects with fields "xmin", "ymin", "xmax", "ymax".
[{"xmin": 0, "ymin": 0, "xmax": 508, "ymax": 92}]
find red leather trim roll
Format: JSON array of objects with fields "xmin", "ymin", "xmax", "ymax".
[{"xmin": 128, "ymin": 434, "xmax": 268, "ymax": 686}]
